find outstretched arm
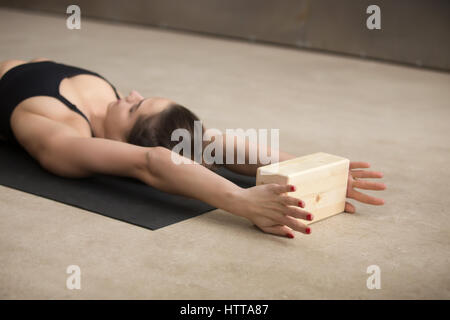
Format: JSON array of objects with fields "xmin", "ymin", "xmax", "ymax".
[
  {"xmin": 25, "ymin": 118, "xmax": 240, "ymax": 213},
  {"xmin": 18, "ymin": 114, "xmax": 311, "ymax": 237},
  {"xmin": 218, "ymin": 133, "xmax": 295, "ymax": 176}
]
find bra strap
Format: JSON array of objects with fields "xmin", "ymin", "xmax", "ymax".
[
  {"xmin": 92, "ymin": 73, "xmax": 121, "ymax": 100},
  {"xmin": 57, "ymin": 94, "xmax": 95, "ymax": 137}
]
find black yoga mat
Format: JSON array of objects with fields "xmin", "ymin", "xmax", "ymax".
[{"xmin": 0, "ymin": 141, "xmax": 255, "ymax": 230}]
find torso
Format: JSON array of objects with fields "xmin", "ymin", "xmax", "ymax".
[{"xmin": 0, "ymin": 59, "xmax": 123, "ymax": 141}]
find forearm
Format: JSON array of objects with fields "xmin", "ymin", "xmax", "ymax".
[
  {"xmin": 45, "ymin": 138, "xmax": 243, "ymax": 213},
  {"xmin": 135, "ymin": 146, "xmax": 243, "ymax": 213},
  {"xmin": 222, "ymin": 134, "xmax": 296, "ymax": 176}
]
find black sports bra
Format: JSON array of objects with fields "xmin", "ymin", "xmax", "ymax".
[{"xmin": 0, "ymin": 60, "xmax": 121, "ymax": 145}]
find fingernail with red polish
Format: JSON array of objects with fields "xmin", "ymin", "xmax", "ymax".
[
  {"xmin": 307, "ymin": 213, "xmax": 313, "ymax": 221},
  {"xmin": 290, "ymin": 185, "xmax": 296, "ymax": 192},
  {"xmin": 298, "ymin": 201, "xmax": 304, "ymax": 208},
  {"xmin": 305, "ymin": 227, "xmax": 311, "ymax": 234},
  {"xmin": 286, "ymin": 233, "xmax": 294, "ymax": 239}
]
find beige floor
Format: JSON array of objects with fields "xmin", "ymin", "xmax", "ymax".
[{"xmin": 0, "ymin": 7, "xmax": 449, "ymax": 299}]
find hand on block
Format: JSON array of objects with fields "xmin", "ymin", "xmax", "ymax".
[{"xmin": 256, "ymin": 152, "xmax": 350, "ymax": 225}]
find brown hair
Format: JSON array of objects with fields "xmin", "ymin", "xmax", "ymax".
[{"xmin": 127, "ymin": 104, "xmax": 218, "ymax": 171}]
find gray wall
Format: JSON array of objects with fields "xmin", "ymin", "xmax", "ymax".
[{"xmin": 1, "ymin": 0, "xmax": 449, "ymax": 71}]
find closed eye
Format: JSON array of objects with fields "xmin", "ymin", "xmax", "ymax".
[{"xmin": 130, "ymin": 99, "xmax": 146, "ymax": 114}]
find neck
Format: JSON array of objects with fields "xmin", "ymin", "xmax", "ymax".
[
  {"xmin": 89, "ymin": 111, "xmax": 106, "ymax": 139},
  {"xmin": 87, "ymin": 98, "xmax": 115, "ymax": 140}
]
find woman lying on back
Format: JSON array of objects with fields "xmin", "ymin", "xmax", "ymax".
[{"xmin": 0, "ymin": 58, "xmax": 386, "ymax": 238}]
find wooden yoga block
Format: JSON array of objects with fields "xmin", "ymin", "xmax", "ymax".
[{"xmin": 256, "ymin": 152, "xmax": 350, "ymax": 225}]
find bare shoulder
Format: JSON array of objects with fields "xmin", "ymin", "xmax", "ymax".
[
  {"xmin": 0, "ymin": 58, "xmax": 26, "ymax": 66},
  {"xmin": 29, "ymin": 57, "xmax": 52, "ymax": 62},
  {"xmin": 11, "ymin": 110, "xmax": 83, "ymax": 164}
]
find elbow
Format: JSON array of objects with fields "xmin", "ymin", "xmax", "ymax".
[{"xmin": 134, "ymin": 146, "xmax": 169, "ymax": 186}]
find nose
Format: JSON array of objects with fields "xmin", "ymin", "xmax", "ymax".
[
  {"xmin": 125, "ymin": 94, "xmax": 137, "ymax": 103},
  {"xmin": 125, "ymin": 91, "xmax": 137, "ymax": 103},
  {"xmin": 131, "ymin": 90, "xmax": 144, "ymax": 100}
]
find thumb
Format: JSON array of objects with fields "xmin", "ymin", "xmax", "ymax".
[{"xmin": 345, "ymin": 201, "xmax": 356, "ymax": 213}]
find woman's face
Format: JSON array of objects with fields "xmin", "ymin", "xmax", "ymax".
[{"xmin": 104, "ymin": 90, "xmax": 174, "ymax": 141}]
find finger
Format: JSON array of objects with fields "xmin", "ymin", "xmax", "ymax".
[
  {"xmin": 258, "ymin": 224, "xmax": 295, "ymax": 238},
  {"xmin": 353, "ymin": 179, "xmax": 387, "ymax": 190},
  {"xmin": 280, "ymin": 205, "xmax": 314, "ymax": 221},
  {"xmin": 349, "ymin": 189, "xmax": 385, "ymax": 205},
  {"xmin": 351, "ymin": 170, "xmax": 384, "ymax": 179},
  {"xmin": 345, "ymin": 201, "xmax": 356, "ymax": 213},
  {"xmin": 350, "ymin": 161, "xmax": 370, "ymax": 169},
  {"xmin": 271, "ymin": 184, "xmax": 296, "ymax": 194},
  {"xmin": 278, "ymin": 215, "xmax": 311, "ymax": 234},
  {"xmin": 279, "ymin": 195, "xmax": 305, "ymax": 208}
]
